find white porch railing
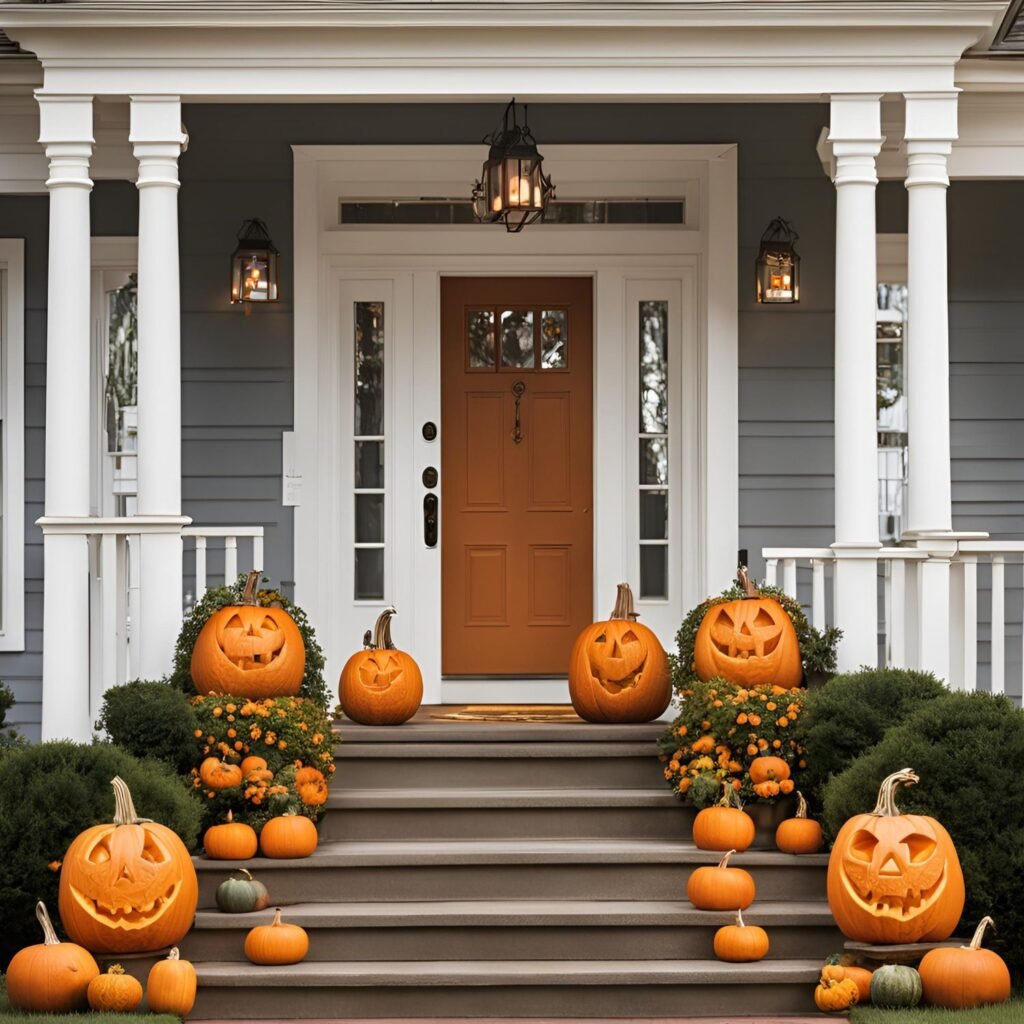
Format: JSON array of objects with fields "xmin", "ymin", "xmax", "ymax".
[
  {"xmin": 82, "ymin": 518, "xmax": 264, "ymax": 719},
  {"xmin": 762, "ymin": 543, "xmax": 1024, "ymax": 695}
]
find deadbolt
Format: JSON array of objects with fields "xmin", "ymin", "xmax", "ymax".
[
  {"xmin": 422, "ymin": 421, "xmax": 438, "ymax": 442},
  {"xmin": 422, "ymin": 466, "xmax": 439, "ymax": 489}
]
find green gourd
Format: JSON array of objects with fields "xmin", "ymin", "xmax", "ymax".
[
  {"xmin": 870, "ymin": 964, "xmax": 923, "ymax": 1008},
  {"xmin": 215, "ymin": 869, "xmax": 270, "ymax": 913}
]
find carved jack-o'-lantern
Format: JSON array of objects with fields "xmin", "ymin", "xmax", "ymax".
[
  {"xmin": 191, "ymin": 571, "xmax": 305, "ymax": 699},
  {"xmin": 339, "ymin": 608, "xmax": 423, "ymax": 726},
  {"xmin": 827, "ymin": 768, "xmax": 965, "ymax": 945},
  {"xmin": 58, "ymin": 777, "xmax": 199, "ymax": 954},
  {"xmin": 694, "ymin": 569, "xmax": 803, "ymax": 688},
  {"xmin": 568, "ymin": 583, "xmax": 671, "ymax": 723}
]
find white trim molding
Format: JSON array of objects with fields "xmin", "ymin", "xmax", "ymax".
[{"xmin": 0, "ymin": 239, "xmax": 25, "ymax": 652}]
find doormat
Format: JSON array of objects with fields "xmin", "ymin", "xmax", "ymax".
[{"xmin": 430, "ymin": 705, "xmax": 583, "ymax": 723}]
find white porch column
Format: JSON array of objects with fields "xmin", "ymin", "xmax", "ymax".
[
  {"xmin": 829, "ymin": 95, "xmax": 883, "ymax": 671},
  {"xmin": 38, "ymin": 94, "xmax": 94, "ymax": 741},
  {"xmin": 903, "ymin": 93, "xmax": 958, "ymax": 685},
  {"xmin": 130, "ymin": 96, "xmax": 188, "ymax": 680}
]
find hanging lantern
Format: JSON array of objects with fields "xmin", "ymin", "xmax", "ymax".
[
  {"xmin": 755, "ymin": 218, "xmax": 800, "ymax": 304},
  {"xmin": 230, "ymin": 218, "xmax": 280, "ymax": 306},
  {"xmin": 472, "ymin": 99, "xmax": 555, "ymax": 233}
]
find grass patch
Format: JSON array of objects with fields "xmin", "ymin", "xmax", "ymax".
[
  {"xmin": 851, "ymin": 1000, "xmax": 1023, "ymax": 1024},
  {"xmin": 0, "ymin": 991, "xmax": 180, "ymax": 1024}
]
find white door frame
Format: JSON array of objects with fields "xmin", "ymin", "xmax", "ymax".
[{"xmin": 293, "ymin": 144, "xmax": 738, "ymax": 703}]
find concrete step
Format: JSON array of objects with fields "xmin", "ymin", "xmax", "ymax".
[
  {"xmin": 321, "ymin": 788, "xmax": 694, "ymax": 841},
  {"xmin": 194, "ymin": 840, "xmax": 829, "ymax": 908},
  {"xmin": 334, "ymin": 742, "xmax": 666, "ymax": 790},
  {"xmin": 334, "ymin": 716, "xmax": 667, "ymax": 744},
  {"xmin": 191, "ymin": 958, "xmax": 822, "ymax": 1018},
  {"xmin": 182, "ymin": 899, "xmax": 842, "ymax": 964}
]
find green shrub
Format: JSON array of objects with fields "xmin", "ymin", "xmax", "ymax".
[
  {"xmin": 822, "ymin": 692, "xmax": 1024, "ymax": 974},
  {"xmin": 0, "ymin": 741, "xmax": 202, "ymax": 970},
  {"xmin": 0, "ymin": 680, "xmax": 26, "ymax": 753},
  {"xmin": 793, "ymin": 667, "xmax": 946, "ymax": 805},
  {"xmin": 96, "ymin": 680, "xmax": 199, "ymax": 774}
]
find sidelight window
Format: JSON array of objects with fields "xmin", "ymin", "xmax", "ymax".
[
  {"xmin": 354, "ymin": 301, "xmax": 386, "ymax": 600},
  {"xmin": 638, "ymin": 300, "xmax": 669, "ymax": 599}
]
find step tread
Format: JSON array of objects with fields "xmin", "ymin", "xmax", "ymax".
[
  {"xmin": 334, "ymin": 741, "xmax": 660, "ymax": 759},
  {"xmin": 196, "ymin": 958, "xmax": 824, "ymax": 986},
  {"xmin": 329, "ymin": 788, "xmax": 679, "ymax": 809},
  {"xmin": 193, "ymin": 838, "xmax": 829, "ymax": 870},
  {"xmin": 193, "ymin": 899, "xmax": 836, "ymax": 929}
]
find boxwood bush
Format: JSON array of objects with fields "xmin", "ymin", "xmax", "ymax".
[
  {"xmin": 793, "ymin": 667, "xmax": 946, "ymax": 806},
  {"xmin": 96, "ymin": 680, "xmax": 199, "ymax": 775},
  {"xmin": 822, "ymin": 691, "xmax": 1024, "ymax": 974},
  {"xmin": 0, "ymin": 741, "xmax": 202, "ymax": 970}
]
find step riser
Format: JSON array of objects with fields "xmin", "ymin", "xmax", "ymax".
[
  {"xmin": 198, "ymin": 863, "xmax": 827, "ymax": 908},
  {"xmin": 192, "ymin": 981, "xmax": 818, "ymax": 1019},
  {"xmin": 319, "ymin": 805, "xmax": 694, "ymax": 841},
  {"xmin": 183, "ymin": 923, "xmax": 844, "ymax": 964},
  {"xmin": 336, "ymin": 756, "xmax": 666, "ymax": 790}
]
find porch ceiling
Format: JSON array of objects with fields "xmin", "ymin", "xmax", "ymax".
[{"xmin": 994, "ymin": 0, "xmax": 1024, "ymax": 47}]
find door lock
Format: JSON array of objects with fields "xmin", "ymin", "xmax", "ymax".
[
  {"xmin": 422, "ymin": 466, "xmax": 439, "ymax": 489},
  {"xmin": 423, "ymin": 493, "xmax": 438, "ymax": 547}
]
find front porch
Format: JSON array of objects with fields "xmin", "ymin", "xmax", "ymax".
[{"xmin": 1, "ymin": 3, "xmax": 1024, "ymax": 744}]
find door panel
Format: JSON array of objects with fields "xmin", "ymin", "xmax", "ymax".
[{"xmin": 441, "ymin": 277, "xmax": 593, "ymax": 676}]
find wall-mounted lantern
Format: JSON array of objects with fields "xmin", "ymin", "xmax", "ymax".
[
  {"xmin": 230, "ymin": 218, "xmax": 280, "ymax": 309},
  {"xmin": 756, "ymin": 217, "xmax": 800, "ymax": 304},
  {"xmin": 472, "ymin": 99, "xmax": 555, "ymax": 233}
]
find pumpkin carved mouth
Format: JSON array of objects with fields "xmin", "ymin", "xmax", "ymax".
[
  {"xmin": 589, "ymin": 631, "xmax": 646, "ymax": 694},
  {"xmin": 220, "ymin": 614, "xmax": 287, "ymax": 671},
  {"xmin": 359, "ymin": 655, "xmax": 403, "ymax": 692},
  {"xmin": 70, "ymin": 882, "xmax": 181, "ymax": 928}
]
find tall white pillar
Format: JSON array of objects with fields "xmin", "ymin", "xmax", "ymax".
[
  {"xmin": 904, "ymin": 92, "xmax": 959, "ymax": 684},
  {"xmin": 829, "ymin": 95, "xmax": 883, "ymax": 671},
  {"xmin": 37, "ymin": 94, "xmax": 94, "ymax": 741},
  {"xmin": 130, "ymin": 96, "xmax": 188, "ymax": 680}
]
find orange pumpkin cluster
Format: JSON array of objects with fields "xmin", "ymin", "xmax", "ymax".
[
  {"xmin": 659, "ymin": 678, "xmax": 808, "ymax": 802},
  {"xmin": 190, "ymin": 693, "xmax": 334, "ymax": 830}
]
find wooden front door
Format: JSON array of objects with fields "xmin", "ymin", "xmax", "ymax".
[{"xmin": 441, "ymin": 277, "xmax": 594, "ymax": 676}]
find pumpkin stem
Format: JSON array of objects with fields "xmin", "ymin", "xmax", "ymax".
[
  {"xmin": 610, "ymin": 583, "xmax": 640, "ymax": 621},
  {"xmin": 35, "ymin": 901, "xmax": 60, "ymax": 946},
  {"xmin": 226, "ymin": 810, "xmax": 234, "ymax": 823},
  {"xmin": 108, "ymin": 964, "xmax": 126, "ymax": 976},
  {"xmin": 718, "ymin": 780, "xmax": 743, "ymax": 810},
  {"xmin": 736, "ymin": 907, "xmax": 746, "ymax": 928},
  {"xmin": 966, "ymin": 916, "xmax": 996, "ymax": 950},
  {"xmin": 795, "ymin": 791, "xmax": 808, "ymax": 819},
  {"xmin": 718, "ymin": 848, "xmax": 738, "ymax": 869},
  {"xmin": 737, "ymin": 565, "xmax": 760, "ymax": 598},
  {"xmin": 242, "ymin": 570, "xmax": 261, "ymax": 605},
  {"xmin": 272, "ymin": 907, "xmax": 283, "ymax": 927},
  {"xmin": 870, "ymin": 768, "xmax": 919, "ymax": 817},
  {"xmin": 370, "ymin": 607, "xmax": 397, "ymax": 650},
  {"xmin": 167, "ymin": 947, "xmax": 181, "ymax": 961},
  {"xmin": 238, "ymin": 868, "xmax": 254, "ymax": 881},
  {"xmin": 111, "ymin": 776, "xmax": 152, "ymax": 826}
]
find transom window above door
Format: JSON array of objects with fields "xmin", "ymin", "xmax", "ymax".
[{"xmin": 465, "ymin": 307, "xmax": 569, "ymax": 371}]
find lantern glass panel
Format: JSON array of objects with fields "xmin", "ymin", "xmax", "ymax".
[{"xmin": 757, "ymin": 249, "xmax": 799, "ymax": 304}]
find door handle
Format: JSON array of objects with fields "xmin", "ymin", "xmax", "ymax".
[
  {"xmin": 511, "ymin": 380, "xmax": 526, "ymax": 444},
  {"xmin": 423, "ymin": 493, "xmax": 438, "ymax": 547}
]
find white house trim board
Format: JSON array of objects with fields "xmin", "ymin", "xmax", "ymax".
[
  {"xmin": 292, "ymin": 143, "xmax": 737, "ymax": 703},
  {"xmin": 0, "ymin": 239, "xmax": 25, "ymax": 652}
]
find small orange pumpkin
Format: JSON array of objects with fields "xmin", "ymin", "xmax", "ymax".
[
  {"xmin": 199, "ymin": 757, "xmax": 243, "ymax": 791},
  {"xmin": 87, "ymin": 964, "xmax": 143, "ymax": 1012},
  {"xmin": 749, "ymin": 755, "xmax": 791, "ymax": 785},
  {"xmin": 692, "ymin": 781, "xmax": 755, "ymax": 852},
  {"xmin": 844, "ymin": 965, "xmax": 875, "ymax": 1003},
  {"xmin": 240, "ymin": 755, "xmax": 268, "ymax": 777},
  {"xmin": 259, "ymin": 812, "xmax": 319, "ymax": 859},
  {"xmin": 815, "ymin": 975, "xmax": 860, "ymax": 1013},
  {"xmin": 827, "ymin": 768, "xmax": 964, "ymax": 944},
  {"xmin": 5, "ymin": 902, "xmax": 99, "ymax": 1012},
  {"xmin": 339, "ymin": 607, "xmax": 423, "ymax": 726},
  {"xmin": 568, "ymin": 583, "xmax": 671, "ymax": 723},
  {"xmin": 775, "ymin": 791, "xmax": 823, "ymax": 854},
  {"xmin": 244, "ymin": 908, "xmax": 309, "ymax": 965},
  {"xmin": 713, "ymin": 908, "xmax": 770, "ymax": 962},
  {"xmin": 146, "ymin": 947, "xmax": 197, "ymax": 1016},
  {"xmin": 693, "ymin": 568, "xmax": 802, "ymax": 689},
  {"xmin": 687, "ymin": 849, "xmax": 756, "ymax": 911},
  {"xmin": 204, "ymin": 810, "xmax": 258, "ymax": 860},
  {"xmin": 192, "ymin": 571, "xmax": 306, "ymax": 699},
  {"xmin": 918, "ymin": 916, "xmax": 1011, "ymax": 1009},
  {"xmin": 58, "ymin": 777, "xmax": 198, "ymax": 954},
  {"xmin": 295, "ymin": 766, "xmax": 329, "ymax": 807}
]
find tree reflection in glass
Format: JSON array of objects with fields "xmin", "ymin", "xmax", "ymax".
[
  {"xmin": 501, "ymin": 310, "xmax": 535, "ymax": 368},
  {"xmin": 355, "ymin": 302, "xmax": 384, "ymax": 435},
  {"xmin": 105, "ymin": 274, "xmax": 138, "ymax": 455}
]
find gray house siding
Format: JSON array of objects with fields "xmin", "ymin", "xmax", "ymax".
[{"xmin": 3, "ymin": 103, "xmax": 1022, "ymax": 736}]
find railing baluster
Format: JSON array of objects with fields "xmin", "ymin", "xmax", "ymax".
[
  {"xmin": 783, "ymin": 559, "xmax": 798, "ymax": 599},
  {"xmin": 764, "ymin": 558, "xmax": 778, "ymax": 588},
  {"xmin": 991, "ymin": 554, "xmax": 1005, "ymax": 695},
  {"xmin": 811, "ymin": 559, "xmax": 826, "ymax": 630},
  {"xmin": 224, "ymin": 536, "xmax": 238, "ymax": 584},
  {"xmin": 253, "ymin": 535, "xmax": 264, "ymax": 573},
  {"xmin": 963, "ymin": 556, "xmax": 978, "ymax": 693},
  {"xmin": 889, "ymin": 559, "xmax": 906, "ymax": 668},
  {"xmin": 194, "ymin": 536, "xmax": 208, "ymax": 603}
]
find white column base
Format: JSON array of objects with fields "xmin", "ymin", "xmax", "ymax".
[
  {"xmin": 41, "ymin": 532, "xmax": 92, "ymax": 742},
  {"xmin": 136, "ymin": 532, "xmax": 184, "ymax": 681},
  {"xmin": 832, "ymin": 547, "xmax": 880, "ymax": 671}
]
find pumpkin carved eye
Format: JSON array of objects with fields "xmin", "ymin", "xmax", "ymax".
[
  {"xmin": 620, "ymin": 630, "xmax": 639, "ymax": 645},
  {"xmin": 593, "ymin": 633, "xmax": 607, "ymax": 643},
  {"xmin": 849, "ymin": 830, "xmax": 879, "ymax": 861},
  {"xmin": 905, "ymin": 834, "xmax": 937, "ymax": 863}
]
